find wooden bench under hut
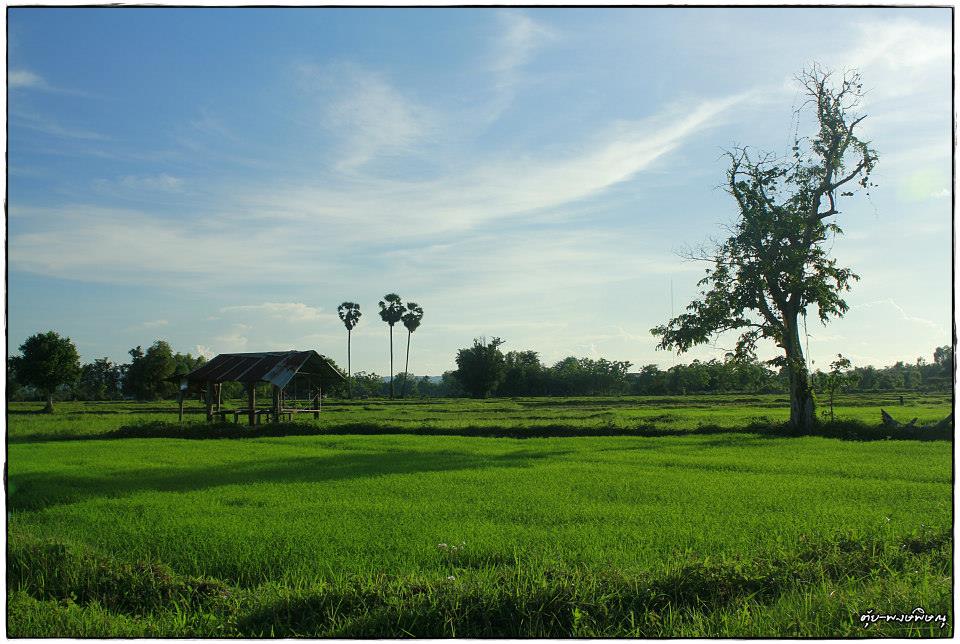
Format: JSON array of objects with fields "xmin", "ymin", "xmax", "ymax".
[{"xmin": 176, "ymin": 350, "xmax": 345, "ymax": 426}]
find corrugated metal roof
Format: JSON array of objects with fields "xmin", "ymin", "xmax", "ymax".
[{"xmin": 181, "ymin": 350, "xmax": 345, "ymax": 387}]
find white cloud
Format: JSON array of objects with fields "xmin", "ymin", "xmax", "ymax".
[
  {"xmin": 220, "ymin": 302, "xmax": 328, "ymax": 322},
  {"xmin": 8, "ymin": 89, "xmax": 743, "ymax": 288},
  {"xmin": 8, "ymin": 205, "xmax": 337, "ymax": 286},
  {"xmin": 93, "ymin": 173, "xmax": 185, "ymax": 195},
  {"xmin": 12, "ymin": 111, "xmax": 107, "ymax": 140},
  {"xmin": 140, "ymin": 319, "xmax": 169, "ymax": 328},
  {"xmin": 297, "ymin": 62, "xmax": 433, "ymax": 171},
  {"xmin": 213, "ymin": 324, "xmax": 253, "ymax": 353},
  {"xmin": 9, "ymin": 69, "xmax": 48, "ymax": 89},
  {"xmin": 853, "ymin": 298, "xmax": 945, "ymax": 334},
  {"xmin": 843, "ymin": 20, "xmax": 949, "ymax": 74},
  {"xmin": 195, "ymin": 345, "xmax": 215, "ymax": 359},
  {"xmin": 120, "ymin": 174, "xmax": 184, "ymax": 192},
  {"xmin": 481, "ymin": 12, "xmax": 557, "ymax": 122},
  {"xmin": 233, "ymin": 91, "xmax": 747, "ymax": 242}
]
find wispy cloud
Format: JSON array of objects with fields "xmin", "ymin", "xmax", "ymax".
[
  {"xmin": 9, "ymin": 69, "xmax": 49, "ymax": 89},
  {"xmin": 94, "ymin": 173, "xmax": 185, "ymax": 194},
  {"xmin": 9, "ymin": 68, "xmax": 95, "ymax": 96},
  {"xmin": 233, "ymin": 91, "xmax": 748, "ymax": 241},
  {"xmin": 214, "ymin": 324, "xmax": 252, "ymax": 352},
  {"xmin": 8, "ymin": 205, "xmax": 338, "ymax": 286},
  {"xmin": 9, "ymin": 87, "xmax": 744, "ymax": 288},
  {"xmin": 12, "ymin": 111, "xmax": 108, "ymax": 140},
  {"xmin": 297, "ymin": 62, "xmax": 433, "ymax": 171},
  {"xmin": 220, "ymin": 302, "xmax": 329, "ymax": 322},
  {"xmin": 853, "ymin": 298, "xmax": 945, "ymax": 334},
  {"xmin": 482, "ymin": 12, "xmax": 557, "ymax": 122},
  {"xmin": 140, "ymin": 319, "xmax": 169, "ymax": 328}
]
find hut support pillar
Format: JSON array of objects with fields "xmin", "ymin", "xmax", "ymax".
[
  {"xmin": 272, "ymin": 385, "xmax": 280, "ymax": 423},
  {"xmin": 314, "ymin": 384, "xmax": 322, "ymax": 420},
  {"xmin": 205, "ymin": 380, "xmax": 214, "ymax": 423},
  {"xmin": 178, "ymin": 391, "xmax": 184, "ymax": 427},
  {"xmin": 247, "ymin": 382, "xmax": 256, "ymax": 426}
]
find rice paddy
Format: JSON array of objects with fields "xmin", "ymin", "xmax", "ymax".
[{"xmin": 6, "ymin": 393, "xmax": 953, "ymax": 637}]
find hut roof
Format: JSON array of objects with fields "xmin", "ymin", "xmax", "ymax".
[{"xmin": 181, "ymin": 350, "xmax": 344, "ymax": 389}]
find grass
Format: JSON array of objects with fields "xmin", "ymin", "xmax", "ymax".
[{"xmin": 6, "ymin": 393, "xmax": 954, "ymax": 637}]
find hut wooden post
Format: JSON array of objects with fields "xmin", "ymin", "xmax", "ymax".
[
  {"xmin": 272, "ymin": 385, "xmax": 280, "ymax": 423},
  {"xmin": 314, "ymin": 384, "xmax": 322, "ymax": 420},
  {"xmin": 205, "ymin": 380, "xmax": 214, "ymax": 423},
  {"xmin": 247, "ymin": 382, "xmax": 256, "ymax": 426},
  {"xmin": 216, "ymin": 383, "xmax": 222, "ymax": 412},
  {"xmin": 178, "ymin": 391, "xmax": 184, "ymax": 427}
]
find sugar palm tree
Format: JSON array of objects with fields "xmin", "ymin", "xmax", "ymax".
[
  {"xmin": 400, "ymin": 302, "xmax": 424, "ymax": 398},
  {"xmin": 337, "ymin": 302, "xmax": 362, "ymax": 398},
  {"xmin": 378, "ymin": 293, "xmax": 405, "ymax": 398}
]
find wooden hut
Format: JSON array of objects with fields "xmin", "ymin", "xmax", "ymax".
[{"xmin": 177, "ymin": 350, "xmax": 344, "ymax": 425}]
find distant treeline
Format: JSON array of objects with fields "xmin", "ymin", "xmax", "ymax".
[
  {"xmin": 6, "ymin": 337, "xmax": 953, "ymax": 403},
  {"xmin": 336, "ymin": 346, "xmax": 954, "ymax": 399}
]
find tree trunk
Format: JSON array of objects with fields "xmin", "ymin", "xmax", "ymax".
[
  {"xmin": 347, "ymin": 329, "xmax": 352, "ymax": 399},
  {"xmin": 389, "ymin": 325, "xmax": 395, "ymax": 399},
  {"xmin": 402, "ymin": 330, "xmax": 412, "ymax": 398},
  {"xmin": 44, "ymin": 392, "xmax": 54, "ymax": 413},
  {"xmin": 784, "ymin": 318, "xmax": 815, "ymax": 432}
]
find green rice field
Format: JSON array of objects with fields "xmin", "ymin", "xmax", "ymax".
[{"xmin": 6, "ymin": 393, "xmax": 953, "ymax": 637}]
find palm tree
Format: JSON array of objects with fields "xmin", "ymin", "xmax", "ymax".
[
  {"xmin": 378, "ymin": 293, "xmax": 405, "ymax": 398},
  {"xmin": 400, "ymin": 302, "xmax": 424, "ymax": 398},
  {"xmin": 337, "ymin": 302, "xmax": 362, "ymax": 398}
]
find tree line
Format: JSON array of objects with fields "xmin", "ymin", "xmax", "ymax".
[
  {"xmin": 6, "ymin": 330, "xmax": 951, "ymax": 410},
  {"xmin": 7, "ymin": 334, "xmax": 206, "ymax": 410},
  {"xmin": 448, "ymin": 337, "xmax": 953, "ymax": 399}
]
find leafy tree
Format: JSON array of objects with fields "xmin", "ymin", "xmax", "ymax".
[
  {"xmin": 173, "ymin": 351, "xmax": 205, "ymax": 377},
  {"xmin": 933, "ymin": 345, "xmax": 953, "ymax": 378},
  {"xmin": 124, "ymin": 340, "xmax": 178, "ymax": 400},
  {"xmin": 7, "ymin": 361, "xmax": 28, "ymax": 401},
  {"xmin": 337, "ymin": 302, "xmax": 362, "ymax": 397},
  {"xmin": 500, "ymin": 350, "xmax": 547, "ymax": 397},
  {"xmin": 400, "ymin": 302, "xmax": 424, "ymax": 398},
  {"xmin": 77, "ymin": 357, "xmax": 123, "ymax": 400},
  {"xmin": 818, "ymin": 354, "xmax": 857, "ymax": 421},
  {"xmin": 652, "ymin": 66, "xmax": 877, "ymax": 432},
  {"xmin": 10, "ymin": 331, "xmax": 81, "ymax": 412},
  {"xmin": 378, "ymin": 293, "xmax": 405, "ymax": 398},
  {"xmin": 454, "ymin": 337, "xmax": 506, "ymax": 398},
  {"xmin": 350, "ymin": 370, "xmax": 388, "ymax": 399}
]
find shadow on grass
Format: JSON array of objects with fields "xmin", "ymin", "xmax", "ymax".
[
  {"xmin": 7, "ymin": 445, "xmax": 573, "ymax": 512},
  {"xmin": 8, "ymin": 416, "xmax": 952, "ymax": 446}
]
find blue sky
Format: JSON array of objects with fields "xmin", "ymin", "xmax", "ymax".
[{"xmin": 7, "ymin": 8, "xmax": 953, "ymax": 376}]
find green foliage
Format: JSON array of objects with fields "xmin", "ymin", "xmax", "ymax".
[
  {"xmin": 401, "ymin": 302, "xmax": 423, "ymax": 334},
  {"xmin": 122, "ymin": 341, "xmax": 179, "ymax": 400},
  {"xmin": 454, "ymin": 337, "xmax": 507, "ymax": 398},
  {"xmin": 349, "ymin": 371, "xmax": 388, "ymax": 398},
  {"xmin": 377, "ymin": 293, "xmax": 404, "ymax": 327},
  {"xmin": 651, "ymin": 66, "xmax": 878, "ymax": 431},
  {"xmin": 77, "ymin": 358, "xmax": 123, "ymax": 401},
  {"xmin": 10, "ymin": 331, "xmax": 81, "ymax": 412},
  {"xmin": 337, "ymin": 302, "xmax": 362, "ymax": 331}
]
